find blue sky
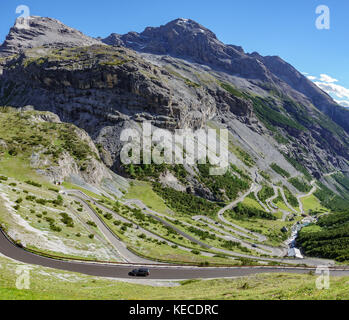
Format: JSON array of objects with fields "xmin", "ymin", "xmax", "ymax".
[{"xmin": 1, "ymin": 0, "xmax": 348, "ymax": 106}]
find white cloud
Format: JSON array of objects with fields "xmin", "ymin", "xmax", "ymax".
[
  {"xmin": 305, "ymin": 72, "xmax": 349, "ymax": 108},
  {"xmin": 314, "ymin": 82, "xmax": 349, "ymax": 100},
  {"xmin": 319, "ymin": 74, "xmax": 338, "ymax": 83},
  {"xmin": 335, "ymin": 100, "xmax": 349, "ymax": 108}
]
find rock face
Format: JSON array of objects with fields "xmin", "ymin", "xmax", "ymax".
[
  {"xmin": 103, "ymin": 18, "xmax": 272, "ymax": 81},
  {"xmin": 0, "ymin": 16, "xmax": 100, "ymax": 57},
  {"xmin": 1, "ymin": 16, "xmax": 349, "ymax": 196},
  {"xmin": 0, "ymin": 44, "xmax": 259, "ymax": 168},
  {"xmin": 103, "ymin": 18, "xmax": 349, "ymax": 135},
  {"xmin": 251, "ymin": 53, "xmax": 349, "ymax": 132}
]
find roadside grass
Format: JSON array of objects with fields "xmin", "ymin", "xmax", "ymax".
[
  {"xmin": 124, "ymin": 181, "xmax": 172, "ymax": 215},
  {"xmin": 0, "ymin": 254, "xmax": 347, "ymax": 300}
]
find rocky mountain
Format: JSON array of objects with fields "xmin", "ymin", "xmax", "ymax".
[
  {"xmin": 251, "ymin": 53, "xmax": 349, "ymax": 133},
  {"xmin": 103, "ymin": 18, "xmax": 349, "ymax": 134},
  {"xmin": 1, "ymin": 16, "xmax": 349, "ymax": 201},
  {"xmin": 0, "ymin": 16, "xmax": 100, "ymax": 57},
  {"xmin": 103, "ymin": 18, "xmax": 273, "ymax": 81}
]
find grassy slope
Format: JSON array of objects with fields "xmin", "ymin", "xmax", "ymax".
[
  {"xmin": 124, "ymin": 181, "xmax": 172, "ymax": 215},
  {"xmin": 242, "ymin": 197, "xmax": 264, "ymax": 211},
  {"xmin": 0, "ymin": 255, "xmax": 347, "ymax": 300},
  {"xmin": 0, "ymin": 176, "xmax": 120, "ymax": 261},
  {"xmin": 301, "ymin": 195, "xmax": 327, "ymax": 214},
  {"xmin": 0, "ymin": 110, "xmax": 121, "ymax": 261}
]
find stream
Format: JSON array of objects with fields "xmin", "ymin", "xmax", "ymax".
[{"xmin": 286, "ymin": 217, "xmax": 315, "ymax": 258}]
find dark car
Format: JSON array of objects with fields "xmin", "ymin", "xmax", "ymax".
[{"xmin": 128, "ymin": 268, "xmax": 150, "ymax": 277}]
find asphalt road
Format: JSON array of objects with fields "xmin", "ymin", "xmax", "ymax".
[{"xmin": 2, "ymin": 229, "xmax": 349, "ymax": 279}]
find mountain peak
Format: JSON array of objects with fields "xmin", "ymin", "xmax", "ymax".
[
  {"xmin": 102, "ymin": 18, "xmax": 270, "ymax": 80},
  {"xmin": 0, "ymin": 16, "xmax": 100, "ymax": 56},
  {"xmin": 145, "ymin": 18, "xmax": 218, "ymax": 40}
]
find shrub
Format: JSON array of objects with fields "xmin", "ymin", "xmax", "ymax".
[
  {"xmin": 86, "ymin": 221, "xmax": 96, "ymax": 228},
  {"xmin": 60, "ymin": 212, "xmax": 74, "ymax": 228},
  {"xmin": 25, "ymin": 180, "xmax": 42, "ymax": 188},
  {"xmin": 270, "ymin": 163, "xmax": 290, "ymax": 178},
  {"xmin": 26, "ymin": 195, "xmax": 36, "ymax": 201},
  {"xmin": 257, "ymin": 185, "xmax": 274, "ymax": 202},
  {"xmin": 283, "ymin": 186, "xmax": 298, "ymax": 207},
  {"xmin": 230, "ymin": 203, "xmax": 276, "ymax": 221},
  {"xmin": 104, "ymin": 213, "xmax": 113, "ymax": 220},
  {"xmin": 50, "ymin": 225, "xmax": 62, "ymax": 232},
  {"xmin": 153, "ymin": 183, "xmax": 218, "ymax": 217},
  {"xmin": 36, "ymin": 199, "xmax": 47, "ymax": 205},
  {"xmin": 188, "ymin": 226, "xmax": 216, "ymax": 241},
  {"xmin": 288, "ymin": 177, "xmax": 311, "ymax": 193},
  {"xmin": 52, "ymin": 195, "xmax": 63, "ymax": 206},
  {"xmin": 8, "ymin": 149, "xmax": 18, "ymax": 156}
]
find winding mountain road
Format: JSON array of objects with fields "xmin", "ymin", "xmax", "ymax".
[
  {"xmin": 217, "ymin": 184, "xmax": 268, "ymax": 243},
  {"xmin": 68, "ymin": 192, "xmax": 220, "ymax": 261},
  {"xmin": 77, "ymin": 190, "xmax": 283, "ymax": 259},
  {"xmin": 1, "ymin": 229, "xmax": 348, "ymax": 279},
  {"xmin": 0, "ymin": 185, "xmax": 344, "ymax": 280}
]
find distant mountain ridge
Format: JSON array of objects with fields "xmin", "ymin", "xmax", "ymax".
[
  {"xmin": 0, "ymin": 16, "xmax": 343, "ymax": 127},
  {"xmin": 101, "ymin": 18, "xmax": 349, "ymax": 132}
]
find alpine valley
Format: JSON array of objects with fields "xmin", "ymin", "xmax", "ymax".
[{"xmin": 0, "ymin": 16, "xmax": 349, "ymax": 300}]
